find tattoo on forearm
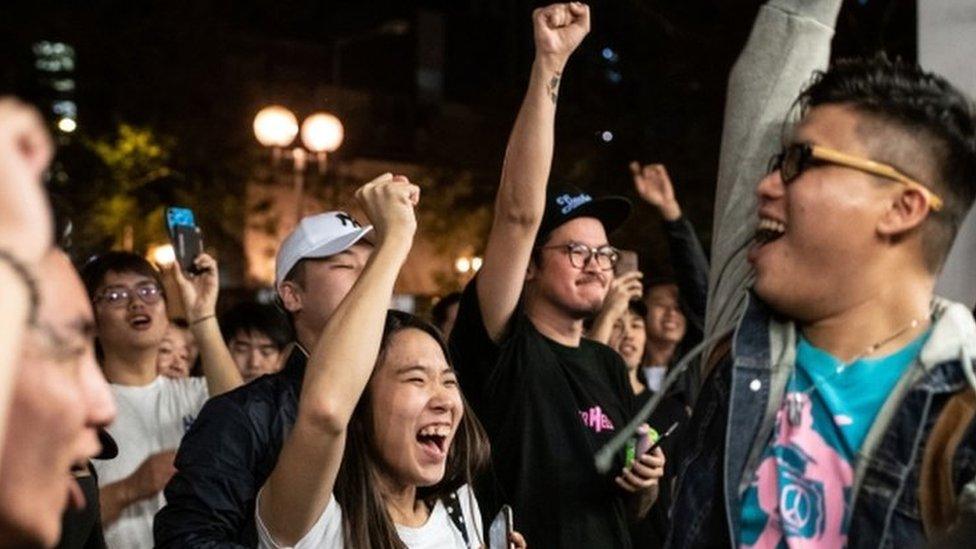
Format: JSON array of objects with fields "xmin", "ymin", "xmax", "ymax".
[{"xmin": 547, "ymin": 71, "xmax": 562, "ymax": 105}]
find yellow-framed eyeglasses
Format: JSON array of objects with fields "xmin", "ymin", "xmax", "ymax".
[{"xmin": 768, "ymin": 143, "xmax": 943, "ymax": 211}]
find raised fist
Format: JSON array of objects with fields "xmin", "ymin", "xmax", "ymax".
[
  {"xmin": 533, "ymin": 2, "xmax": 590, "ymax": 63},
  {"xmin": 0, "ymin": 97, "xmax": 55, "ymax": 265},
  {"xmin": 354, "ymin": 173, "xmax": 420, "ymax": 247}
]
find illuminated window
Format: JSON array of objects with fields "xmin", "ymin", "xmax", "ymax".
[{"xmin": 52, "ymin": 100, "xmax": 77, "ymax": 118}]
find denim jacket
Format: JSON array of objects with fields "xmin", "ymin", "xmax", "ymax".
[
  {"xmin": 673, "ymin": 0, "xmax": 976, "ymax": 545},
  {"xmin": 667, "ymin": 294, "xmax": 976, "ymax": 548}
]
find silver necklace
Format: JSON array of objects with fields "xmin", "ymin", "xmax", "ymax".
[{"xmin": 786, "ymin": 315, "xmax": 928, "ymax": 427}]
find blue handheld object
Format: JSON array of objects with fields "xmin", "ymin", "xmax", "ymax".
[{"xmin": 166, "ymin": 207, "xmax": 196, "ymax": 235}]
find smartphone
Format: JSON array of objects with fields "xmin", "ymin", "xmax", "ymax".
[
  {"xmin": 646, "ymin": 421, "xmax": 680, "ymax": 454},
  {"xmin": 489, "ymin": 505, "xmax": 513, "ymax": 549},
  {"xmin": 165, "ymin": 206, "xmax": 203, "ymax": 274},
  {"xmin": 615, "ymin": 249, "xmax": 639, "ymax": 276},
  {"xmin": 626, "ymin": 421, "xmax": 679, "ymax": 467},
  {"xmin": 165, "ymin": 206, "xmax": 196, "ymax": 236}
]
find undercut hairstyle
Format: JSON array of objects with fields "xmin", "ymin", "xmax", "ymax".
[
  {"xmin": 219, "ymin": 301, "xmax": 292, "ymax": 349},
  {"xmin": 797, "ymin": 54, "xmax": 976, "ymax": 272},
  {"xmin": 80, "ymin": 251, "xmax": 165, "ymax": 302},
  {"xmin": 334, "ymin": 310, "xmax": 491, "ymax": 548}
]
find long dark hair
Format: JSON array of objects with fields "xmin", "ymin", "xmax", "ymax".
[{"xmin": 332, "ymin": 310, "xmax": 490, "ymax": 548}]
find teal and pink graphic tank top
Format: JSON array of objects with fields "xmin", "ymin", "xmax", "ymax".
[{"xmin": 738, "ymin": 331, "xmax": 929, "ymax": 548}]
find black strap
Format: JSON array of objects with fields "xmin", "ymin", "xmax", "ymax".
[{"xmin": 443, "ymin": 490, "xmax": 470, "ymax": 545}]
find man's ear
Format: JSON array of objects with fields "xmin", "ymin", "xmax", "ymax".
[
  {"xmin": 877, "ymin": 187, "xmax": 931, "ymax": 239},
  {"xmin": 278, "ymin": 282, "xmax": 303, "ymax": 314}
]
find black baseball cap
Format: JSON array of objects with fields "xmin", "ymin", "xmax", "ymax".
[{"xmin": 534, "ymin": 185, "xmax": 632, "ymax": 247}]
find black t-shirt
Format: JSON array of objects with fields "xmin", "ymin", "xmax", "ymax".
[{"xmin": 449, "ymin": 278, "xmax": 638, "ymax": 549}]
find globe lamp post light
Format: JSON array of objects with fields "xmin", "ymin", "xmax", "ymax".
[{"xmin": 253, "ymin": 105, "xmax": 344, "ymax": 223}]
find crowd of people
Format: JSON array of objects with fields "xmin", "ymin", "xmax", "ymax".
[{"xmin": 0, "ymin": 0, "xmax": 974, "ymax": 547}]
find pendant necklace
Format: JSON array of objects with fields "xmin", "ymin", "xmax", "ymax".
[{"xmin": 786, "ymin": 314, "xmax": 929, "ymax": 427}]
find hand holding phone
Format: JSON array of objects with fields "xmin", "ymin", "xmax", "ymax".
[
  {"xmin": 489, "ymin": 505, "xmax": 513, "ymax": 549},
  {"xmin": 647, "ymin": 421, "xmax": 679, "ymax": 453},
  {"xmin": 614, "ymin": 249, "xmax": 639, "ymax": 276},
  {"xmin": 165, "ymin": 206, "xmax": 204, "ymax": 274},
  {"xmin": 626, "ymin": 421, "xmax": 679, "ymax": 467}
]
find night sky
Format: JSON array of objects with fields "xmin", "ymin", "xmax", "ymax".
[{"xmin": 0, "ymin": 0, "xmax": 916, "ymax": 287}]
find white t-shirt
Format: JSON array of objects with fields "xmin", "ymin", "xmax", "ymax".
[
  {"xmin": 256, "ymin": 485, "xmax": 483, "ymax": 549},
  {"xmin": 642, "ymin": 365, "xmax": 667, "ymax": 393},
  {"xmin": 93, "ymin": 376, "xmax": 209, "ymax": 549}
]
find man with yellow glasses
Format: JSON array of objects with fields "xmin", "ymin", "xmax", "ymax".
[
  {"xmin": 768, "ymin": 142, "xmax": 945, "ymax": 211},
  {"xmin": 668, "ymin": 0, "xmax": 976, "ymax": 547}
]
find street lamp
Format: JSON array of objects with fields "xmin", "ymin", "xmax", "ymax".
[
  {"xmin": 455, "ymin": 254, "xmax": 482, "ymax": 284},
  {"xmin": 300, "ymin": 113, "xmax": 344, "ymax": 174},
  {"xmin": 253, "ymin": 105, "xmax": 298, "ymax": 149},
  {"xmin": 253, "ymin": 106, "xmax": 344, "ymax": 223}
]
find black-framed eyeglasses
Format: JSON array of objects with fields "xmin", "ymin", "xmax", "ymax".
[
  {"xmin": 94, "ymin": 283, "xmax": 163, "ymax": 308},
  {"xmin": 767, "ymin": 142, "xmax": 943, "ymax": 211},
  {"xmin": 538, "ymin": 242, "xmax": 619, "ymax": 271}
]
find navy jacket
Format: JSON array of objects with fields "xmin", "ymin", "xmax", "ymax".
[{"xmin": 154, "ymin": 348, "xmax": 307, "ymax": 548}]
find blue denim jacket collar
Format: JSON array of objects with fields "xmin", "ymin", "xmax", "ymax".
[
  {"xmin": 723, "ymin": 294, "xmax": 976, "ymax": 544},
  {"xmin": 722, "ymin": 294, "xmax": 796, "ymax": 542}
]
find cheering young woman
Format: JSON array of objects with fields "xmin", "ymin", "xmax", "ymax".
[{"xmin": 255, "ymin": 174, "xmax": 525, "ymax": 548}]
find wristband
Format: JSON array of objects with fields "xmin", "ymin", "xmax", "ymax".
[
  {"xmin": 190, "ymin": 314, "xmax": 215, "ymax": 326},
  {"xmin": 0, "ymin": 250, "xmax": 39, "ymax": 325}
]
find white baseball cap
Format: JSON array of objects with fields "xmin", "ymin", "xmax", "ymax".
[{"xmin": 275, "ymin": 211, "xmax": 373, "ymax": 290}]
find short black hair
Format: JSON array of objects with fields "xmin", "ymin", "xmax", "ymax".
[
  {"xmin": 430, "ymin": 292, "xmax": 462, "ymax": 330},
  {"xmin": 644, "ymin": 276, "xmax": 677, "ymax": 291},
  {"xmin": 282, "ymin": 258, "xmax": 308, "ymax": 289},
  {"xmin": 220, "ymin": 301, "xmax": 292, "ymax": 349},
  {"xmin": 80, "ymin": 251, "xmax": 165, "ymax": 301},
  {"xmin": 626, "ymin": 299, "xmax": 648, "ymax": 319},
  {"xmin": 797, "ymin": 54, "xmax": 976, "ymax": 272}
]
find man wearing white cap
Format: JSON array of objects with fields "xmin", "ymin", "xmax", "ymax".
[
  {"xmin": 274, "ymin": 210, "xmax": 373, "ymax": 350},
  {"xmin": 155, "ymin": 176, "xmax": 401, "ymax": 548}
]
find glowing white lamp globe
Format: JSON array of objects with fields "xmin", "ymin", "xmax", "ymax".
[
  {"xmin": 300, "ymin": 112, "xmax": 344, "ymax": 153},
  {"xmin": 253, "ymin": 105, "xmax": 299, "ymax": 148}
]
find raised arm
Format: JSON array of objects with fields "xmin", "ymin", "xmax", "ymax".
[
  {"xmin": 704, "ymin": 0, "xmax": 843, "ymax": 338},
  {"xmin": 258, "ymin": 173, "xmax": 418, "ymax": 546},
  {"xmin": 477, "ymin": 2, "xmax": 590, "ymax": 342},
  {"xmin": 170, "ymin": 254, "xmax": 244, "ymax": 396},
  {"xmin": 631, "ymin": 163, "xmax": 709, "ymax": 332},
  {"xmin": 0, "ymin": 98, "xmax": 54, "ymax": 465}
]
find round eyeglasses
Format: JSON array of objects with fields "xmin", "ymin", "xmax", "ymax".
[
  {"xmin": 537, "ymin": 242, "xmax": 619, "ymax": 271},
  {"xmin": 94, "ymin": 283, "xmax": 163, "ymax": 308}
]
